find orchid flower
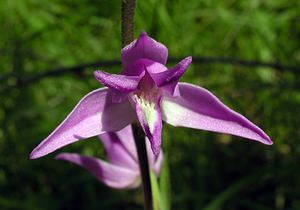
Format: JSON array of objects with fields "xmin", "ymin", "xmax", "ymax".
[
  {"xmin": 30, "ymin": 32, "xmax": 272, "ymax": 159},
  {"xmin": 56, "ymin": 125, "xmax": 163, "ymax": 189}
]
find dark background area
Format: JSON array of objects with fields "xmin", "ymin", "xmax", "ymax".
[{"xmin": 0, "ymin": 0, "xmax": 299, "ymax": 209}]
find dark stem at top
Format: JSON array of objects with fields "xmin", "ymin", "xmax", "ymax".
[{"xmin": 121, "ymin": 0, "xmax": 136, "ymax": 47}]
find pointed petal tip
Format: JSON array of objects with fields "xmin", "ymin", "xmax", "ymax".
[
  {"xmin": 249, "ymin": 128, "xmax": 273, "ymax": 145},
  {"xmin": 93, "ymin": 70, "xmax": 103, "ymax": 81},
  {"xmin": 179, "ymin": 56, "xmax": 193, "ymax": 68},
  {"xmin": 94, "ymin": 70, "xmax": 141, "ymax": 92},
  {"xmin": 262, "ymin": 137, "xmax": 273, "ymax": 145},
  {"xmin": 29, "ymin": 149, "xmax": 45, "ymax": 160},
  {"xmin": 248, "ymin": 135, "xmax": 272, "ymax": 145},
  {"xmin": 151, "ymin": 144, "xmax": 161, "ymax": 157},
  {"xmin": 93, "ymin": 70, "xmax": 108, "ymax": 81},
  {"xmin": 29, "ymin": 151, "xmax": 38, "ymax": 160},
  {"xmin": 162, "ymin": 83, "xmax": 273, "ymax": 146},
  {"xmin": 54, "ymin": 153, "xmax": 65, "ymax": 160},
  {"xmin": 122, "ymin": 31, "xmax": 168, "ymax": 66},
  {"xmin": 93, "ymin": 70, "xmax": 108, "ymax": 85},
  {"xmin": 140, "ymin": 31, "xmax": 148, "ymax": 37},
  {"xmin": 55, "ymin": 153, "xmax": 75, "ymax": 161},
  {"xmin": 29, "ymin": 88, "xmax": 135, "ymax": 161},
  {"xmin": 93, "ymin": 70, "xmax": 99, "ymax": 75},
  {"xmin": 149, "ymin": 56, "xmax": 192, "ymax": 94},
  {"xmin": 55, "ymin": 152, "xmax": 141, "ymax": 189},
  {"xmin": 186, "ymin": 56, "xmax": 192, "ymax": 62}
]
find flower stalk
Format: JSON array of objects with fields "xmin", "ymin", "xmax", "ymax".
[
  {"xmin": 121, "ymin": 1, "xmax": 153, "ymax": 210},
  {"xmin": 121, "ymin": 0, "xmax": 136, "ymax": 46}
]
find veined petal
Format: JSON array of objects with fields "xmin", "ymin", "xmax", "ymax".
[
  {"xmin": 121, "ymin": 32, "xmax": 168, "ymax": 67},
  {"xmin": 94, "ymin": 70, "xmax": 141, "ymax": 92},
  {"xmin": 150, "ymin": 56, "xmax": 192, "ymax": 95},
  {"xmin": 134, "ymin": 95, "xmax": 163, "ymax": 156},
  {"xmin": 30, "ymin": 88, "xmax": 135, "ymax": 159},
  {"xmin": 99, "ymin": 126, "xmax": 138, "ymax": 170},
  {"xmin": 161, "ymin": 83, "xmax": 272, "ymax": 145},
  {"xmin": 56, "ymin": 153, "xmax": 140, "ymax": 189}
]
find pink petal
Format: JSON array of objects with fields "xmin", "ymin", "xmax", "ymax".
[
  {"xmin": 112, "ymin": 125, "xmax": 138, "ymax": 160},
  {"xmin": 134, "ymin": 95, "xmax": 163, "ymax": 156},
  {"xmin": 99, "ymin": 126, "xmax": 138, "ymax": 170},
  {"xmin": 94, "ymin": 70, "xmax": 142, "ymax": 93},
  {"xmin": 56, "ymin": 153, "xmax": 140, "ymax": 189},
  {"xmin": 161, "ymin": 83, "xmax": 273, "ymax": 145},
  {"xmin": 30, "ymin": 88, "xmax": 135, "ymax": 159},
  {"xmin": 149, "ymin": 56, "xmax": 192, "ymax": 95},
  {"xmin": 121, "ymin": 32, "xmax": 168, "ymax": 67}
]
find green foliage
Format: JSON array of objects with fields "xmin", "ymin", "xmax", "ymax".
[{"xmin": 0, "ymin": 0, "xmax": 299, "ymax": 210}]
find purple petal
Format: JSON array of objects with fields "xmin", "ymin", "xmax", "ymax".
[
  {"xmin": 161, "ymin": 83, "xmax": 273, "ymax": 145},
  {"xmin": 149, "ymin": 56, "xmax": 192, "ymax": 95},
  {"xmin": 94, "ymin": 70, "xmax": 142, "ymax": 93},
  {"xmin": 134, "ymin": 95, "xmax": 163, "ymax": 156},
  {"xmin": 146, "ymin": 139, "xmax": 164, "ymax": 176},
  {"xmin": 56, "ymin": 153, "xmax": 140, "ymax": 189},
  {"xmin": 121, "ymin": 32, "xmax": 168, "ymax": 67},
  {"xmin": 122, "ymin": 59, "xmax": 167, "ymax": 77},
  {"xmin": 153, "ymin": 149, "xmax": 164, "ymax": 176},
  {"xmin": 30, "ymin": 88, "xmax": 135, "ymax": 159},
  {"xmin": 145, "ymin": 61, "xmax": 168, "ymax": 74},
  {"xmin": 112, "ymin": 125, "xmax": 138, "ymax": 160},
  {"xmin": 99, "ymin": 126, "xmax": 138, "ymax": 170}
]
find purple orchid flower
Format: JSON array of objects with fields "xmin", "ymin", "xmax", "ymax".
[
  {"xmin": 56, "ymin": 125, "xmax": 163, "ymax": 189},
  {"xmin": 30, "ymin": 32, "xmax": 272, "ymax": 159}
]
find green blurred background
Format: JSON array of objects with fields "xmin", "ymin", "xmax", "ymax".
[{"xmin": 0, "ymin": 0, "xmax": 300, "ymax": 209}]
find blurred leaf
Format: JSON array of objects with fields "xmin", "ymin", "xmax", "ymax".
[{"xmin": 202, "ymin": 169, "xmax": 269, "ymax": 210}]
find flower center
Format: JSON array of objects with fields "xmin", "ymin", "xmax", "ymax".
[
  {"xmin": 133, "ymin": 81, "xmax": 161, "ymax": 133},
  {"xmin": 135, "ymin": 95, "xmax": 157, "ymax": 132}
]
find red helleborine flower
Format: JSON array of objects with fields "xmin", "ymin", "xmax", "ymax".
[{"xmin": 30, "ymin": 32, "xmax": 272, "ymax": 159}]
